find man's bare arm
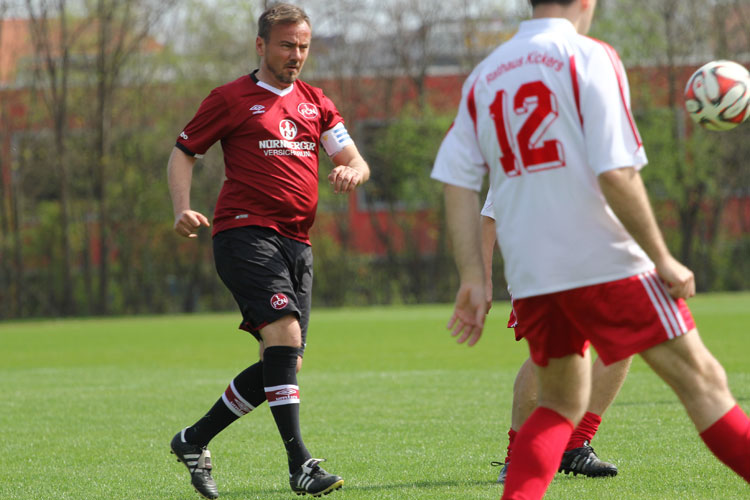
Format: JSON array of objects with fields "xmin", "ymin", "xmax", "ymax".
[
  {"xmin": 167, "ymin": 147, "xmax": 210, "ymax": 238},
  {"xmin": 444, "ymin": 183, "xmax": 486, "ymax": 345},
  {"xmin": 328, "ymin": 144, "xmax": 370, "ymax": 194},
  {"xmin": 598, "ymin": 167, "xmax": 694, "ymax": 298}
]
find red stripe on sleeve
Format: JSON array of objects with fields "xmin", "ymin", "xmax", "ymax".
[
  {"xmin": 466, "ymin": 78, "xmax": 489, "ymax": 172},
  {"xmin": 467, "ymin": 82, "xmax": 478, "ymax": 132},
  {"xmin": 569, "ymin": 55, "xmax": 584, "ymax": 128},
  {"xmin": 594, "ymin": 40, "xmax": 642, "ymax": 148}
]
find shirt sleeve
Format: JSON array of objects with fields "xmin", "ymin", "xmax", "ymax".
[
  {"xmin": 319, "ymin": 93, "xmax": 345, "ymax": 133},
  {"xmin": 175, "ymin": 88, "xmax": 233, "ymax": 157},
  {"xmin": 317, "ymin": 92, "xmax": 353, "ymax": 157},
  {"xmin": 480, "ymin": 188, "xmax": 495, "ymax": 219},
  {"xmin": 430, "ymin": 75, "xmax": 487, "ymax": 191},
  {"xmin": 580, "ymin": 42, "xmax": 648, "ymax": 175}
]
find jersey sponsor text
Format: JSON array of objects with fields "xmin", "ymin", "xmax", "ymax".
[
  {"xmin": 486, "ymin": 51, "xmax": 565, "ymax": 83},
  {"xmin": 259, "ymin": 138, "xmax": 316, "ymax": 158}
]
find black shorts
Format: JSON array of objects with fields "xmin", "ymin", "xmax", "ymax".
[{"xmin": 213, "ymin": 226, "xmax": 312, "ymax": 355}]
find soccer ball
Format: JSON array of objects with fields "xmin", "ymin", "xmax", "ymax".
[{"xmin": 684, "ymin": 60, "xmax": 750, "ymax": 131}]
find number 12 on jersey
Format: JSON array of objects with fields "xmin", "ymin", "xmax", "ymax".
[{"xmin": 489, "ymin": 80, "xmax": 566, "ymax": 177}]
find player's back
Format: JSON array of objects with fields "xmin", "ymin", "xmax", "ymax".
[
  {"xmin": 472, "ymin": 18, "xmax": 596, "ymax": 186},
  {"xmin": 468, "ymin": 18, "xmax": 652, "ymax": 297}
]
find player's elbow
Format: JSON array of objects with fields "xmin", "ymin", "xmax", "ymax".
[{"xmin": 597, "ymin": 166, "xmax": 638, "ymax": 188}]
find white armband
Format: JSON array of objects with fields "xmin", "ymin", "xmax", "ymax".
[{"xmin": 321, "ymin": 122, "xmax": 354, "ymax": 157}]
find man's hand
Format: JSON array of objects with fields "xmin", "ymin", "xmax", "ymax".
[
  {"xmin": 655, "ymin": 255, "xmax": 695, "ymax": 299},
  {"xmin": 328, "ymin": 165, "xmax": 364, "ymax": 194},
  {"xmin": 174, "ymin": 209, "xmax": 210, "ymax": 238},
  {"xmin": 447, "ymin": 282, "xmax": 487, "ymax": 347}
]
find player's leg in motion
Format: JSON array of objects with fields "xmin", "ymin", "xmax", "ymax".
[
  {"xmin": 501, "ymin": 350, "xmax": 591, "ymax": 500},
  {"xmin": 640, "ymin": 329, "xmax": 750, "ymax": 482},
  {"xmin": 496, "ymin": 356, "xmax": 629, "ymax": 483},
  {"xmin": 559, "ymin": 355, "xmax": 630, "ymax": 477},
  {"xmin": 170, "ymin": 361, "xmax": 267, "ymax": 499},
  {"xmin": 261, "ymin": 315, "xmax": 344, "ymax": 496},
  {"xmin": 494, "ymin": 358, "xmax": 537, "ymax": 483}
]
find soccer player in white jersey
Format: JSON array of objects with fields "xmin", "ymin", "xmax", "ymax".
[
  {"xmin": 431, "ymin": 1, "xmax": 750, "ymax": 498},
  {"xmin": 481, "ymin": 194, "xmax": 627, "ymax": 483},
  {"xmin": 167, "ymin": 3, "xmax": 369, "ymax": 499}
]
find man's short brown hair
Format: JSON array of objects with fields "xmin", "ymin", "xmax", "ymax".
[
  {"xmin": 530, "ymin": 0, "xmax": 576, "ymax": 6},
  {"xmin": 257, "ymin": 3, "xmax": 311, "ymax": 41}
]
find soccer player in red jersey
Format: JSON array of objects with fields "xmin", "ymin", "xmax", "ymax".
[
  {"xmin": 166, "ymin": 4, "xmax": 369, "ymax": 499},
  {"xmin": 432, "ymin": 1, "xmax": 750, "ymax": 498}
]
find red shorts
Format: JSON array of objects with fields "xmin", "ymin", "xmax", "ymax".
[{"xmin": 511, "ymin": 270, "xmax": 696, "ymax": 366}]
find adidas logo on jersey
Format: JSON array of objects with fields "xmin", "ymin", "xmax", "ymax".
[{"xmin": 250, "ymin": 104, "xmax": 266, "ymax": 115}]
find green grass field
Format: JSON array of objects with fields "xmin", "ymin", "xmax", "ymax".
[{"xmin": 2, "ymin": 293, "xmax": 749, "ymax": 499}]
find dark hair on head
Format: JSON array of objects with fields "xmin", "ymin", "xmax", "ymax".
[
  {"xmin": 530, "ymin": 0, "xmax": 576, "ymax": 6},
  {"xmin": 258, "ymin": 3, "xmax": 311, "ymax": 41}
]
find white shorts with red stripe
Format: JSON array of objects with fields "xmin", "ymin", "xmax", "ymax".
[{"xmin": 512, "ymin": 269, "xmax": 696, "ymax": 366}]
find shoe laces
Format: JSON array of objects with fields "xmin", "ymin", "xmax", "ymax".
[
  {"xmin": 579, "ymin": 441, "xmax": 597, "ymax": 456},
  {"xmin": 197, "ymin": 449, "xmax": 213, "ymax": 470},
  {"xmin": 301, "ymin": 458, "xmax": 326, "ymax": 477},
  {"xmin": 187, "ymin": 447, "xmax": 213, "ymax": 475}
]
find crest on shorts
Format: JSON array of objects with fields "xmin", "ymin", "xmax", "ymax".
[{"xmin": 270, "ymin": 293, "xmax": 289, "ymax": 310}]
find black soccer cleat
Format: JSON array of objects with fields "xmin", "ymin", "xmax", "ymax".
[
  {"xmin": 289, "ymin": 458, "xmax": 344, "ymax": 497},
  {"xmin": 170, "ymin": 429, "xmax": 219, "ymax": 499},
  {"xmin": 490, "ymin": 460, "xmax": 509, "ymax": 484},
  {"xmin": 558, "ymin": 441, "xmax": 618, "ymax": 478}
]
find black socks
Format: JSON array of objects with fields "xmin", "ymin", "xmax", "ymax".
[
  {"xmin": 263, "ymin": 345, "xmax": 311, "ymax": 473},
  {"xmin": 185, "ymin": 361, "xmax": 266, "ymax": 447}
]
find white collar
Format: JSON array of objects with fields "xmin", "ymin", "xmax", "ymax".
[
  {"xmin": 517, "ymin": 18, "xmax": 578, "ymax": 36},
  {"xmin": 253, "ymin": 72, "xmax": 295, "ymax": 96}
]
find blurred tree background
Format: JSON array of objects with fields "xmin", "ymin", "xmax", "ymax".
[{"xmin": 0, "ymin": 0, "xmax": 748, "ymax": 319}]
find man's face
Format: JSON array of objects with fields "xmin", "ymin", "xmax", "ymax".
[{"xmin": 257, "ymin": 21, "xmax": 311, "ymax": 87}]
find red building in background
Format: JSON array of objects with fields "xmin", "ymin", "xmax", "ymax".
[{"xmin": 1, "ymin": 16, "xmax": 748, "ymax": 263}]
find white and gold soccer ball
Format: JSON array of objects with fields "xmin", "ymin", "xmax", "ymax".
[{"xmin": 684, "ymin": 60, "xmax": 750, "ymax": 131}]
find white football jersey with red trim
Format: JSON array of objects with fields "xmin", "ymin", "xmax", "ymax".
[{"xmin": 432, "ymin": 18, "xmax": 653, "ymax": 298}]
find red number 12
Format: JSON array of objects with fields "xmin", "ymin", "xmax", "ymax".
[{"xmin": 489, "ymin": 81, "xmax": 565, "ymax": 177}]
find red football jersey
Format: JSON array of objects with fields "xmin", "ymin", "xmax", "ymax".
[{"xmin": 176, "ymin": 71, "xmax": 345, "ymax": 243}]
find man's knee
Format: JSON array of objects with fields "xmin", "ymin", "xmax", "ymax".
[
  {"xmin": 643, "ymin": 331, "xmax": 728, "ymax": 398},
  {"xmin": 259, "ymin": 314, "xmax": 302, "ymax": 348},
  {"xmin": 535, "ymin": 354, "xmax": 591, "ymax": 425},
  {"xmin": 258, "ymin": 327, "xmax": 304, "ymax": 374},
  {"xmin": 688, "ymin": 352, "xmax": 729, "ymax": 397},
  {"xmin": 537, "ymin": 392, "xmax": 588, "ymax": 425}
]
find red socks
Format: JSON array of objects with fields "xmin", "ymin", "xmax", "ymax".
[
  {"xmin": 501, "ymin": 404, "xmax": 750, "ymax": 497},
  {"xmin": 566, "ymin": 411, "xmax": 601, "ymax": 450},
  {"xmin": 505, "ymin": 411, "xmax": 600, "ymax": 467},
  {"xmin": 504, "ymin": 428, "xmax": 518, "ymax": 463},
  {"xmin": 502, "ymin": 407, "xmax": 574, "ymax": 500},
  {"xmin": 700, "ymin": 405, "xmax": 750, "ymax": 482}
]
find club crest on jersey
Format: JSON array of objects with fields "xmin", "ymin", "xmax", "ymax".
[
  {"xmin": 297, "ymin": 102, "xmax": 318, "ymax": 119},
  {"xmin": 279, "ymin": 120, "xmax": 298, "ymax": 140},
  {"xmin": 270, "ymin": 293, "xmax": 289, "ymax": 310}
]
